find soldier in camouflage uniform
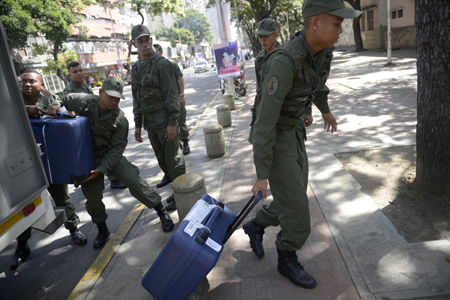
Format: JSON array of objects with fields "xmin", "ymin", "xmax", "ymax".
[
  {"xmin": 65, "ymin": 61, "xmax": 93, "ymax": 95},
  {"xmin": 243, "ymin": 0, "xmax": 361, "ymax": 289},
  {"xmin": 10, "ymin": 70, "xmax": 87, "ymax": 271},
  {"xmin": 64, "ymin": 61, "xmax": 127, "ymax": 190},
  {"xmin": 50, "ymin": 77, "xmax": 174, "ymax": 249},
  {"xmin": 130, "ymin": 25, "xmax": 186, "ymax": 212},
  {"xmin": 152, "ymin": 43, "xmax": 191, "ymax": 211},
  {"xmin": 254, "ymin": 18, "xmax": 281, "ymax": 94}
]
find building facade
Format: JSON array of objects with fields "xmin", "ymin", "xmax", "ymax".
[{"xmin": 360, "ymin": 0, "xmax": 416, "ymax": 49}]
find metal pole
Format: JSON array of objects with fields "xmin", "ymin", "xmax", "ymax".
[
  {"xmin": 192, "ymin": 30, "xmax": 197, "ymax": 57},
  {"xmin": 387, "ymin": 0, "xmax": 392, "ymax": 64},
  {"xmin": 286, "ymin": 12, "xmax": 290, "ymax": 39},
  {"xmin": 108, "ymin": 3, "xmax": 122, "ymax": 78}
]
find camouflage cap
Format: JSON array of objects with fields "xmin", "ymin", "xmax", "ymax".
[
  {"xmin": 102, "ymin": 77, "xmax": 124, "ymax": 99},
  {"xmin": 256, "ymin": 18, "xmax": 277, "ymax": 35},
  {"xmin": 131, "ymin": 24, "xmax": 150, "ymax": 40},
  {"xmin": 302, "ymin": 0, "xmax": 362, "ymax": 18}
]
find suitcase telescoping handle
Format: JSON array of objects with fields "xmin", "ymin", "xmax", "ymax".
[
  {"xmin": 195, "ymin": 201, "xmax": 225, "ymax": 245},
  {"xmin": 222, "ymin": 192, "xmax": 262, "ymax": 244}
]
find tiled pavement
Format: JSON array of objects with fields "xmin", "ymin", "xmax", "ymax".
[{"xmin": 199, "ymin": 84, "xmax": 360, "ymax": 300}]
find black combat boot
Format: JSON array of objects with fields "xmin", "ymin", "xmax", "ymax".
[
  {"xmin": 243, "ymin": 218, "xmax": 266, "ymax": 258},
  {"xmin": 93, "ymin": 222, "xmax": 110, "ymax": 249},
  {"xmin": 182, "ymin": 140, "xmax": 190, "ymax": 155},
  {"xmin": 10, "ymin": 241, "xmax": 30, "ymax": 271},
  {"xmin": 156, "ymin": 175, "xmax": 172, "ymax": 189},
  {"xmin": 166, "ymin": 194, "xmax": 175, "ymax": 203},
  {"xmin": 277, "ymin": 248, "xmax": 317, "ymax": 289},
  {"xmin": 110, "ymin": 179, "xmax": 127, "ymax": 189},
  {"xmin": 154, "ymin": 203, "xmax": 174, "ymax": 232},
  {"xmin": 165, "ymin": 194, "xmax": 176, "ymax": 211},
  {"xmin": 69, "ymin": 227, "xmax": 87, "ymax": 245}
]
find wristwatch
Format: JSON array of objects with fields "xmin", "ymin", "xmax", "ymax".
[{"xmin": 179, "ymin": 93, "xmax": 184, "ymax": 96}]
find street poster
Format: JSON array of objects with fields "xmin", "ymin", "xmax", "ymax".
[{"xmin": 213, "ymin": 41, "xmax": 240, "ymax": 79}]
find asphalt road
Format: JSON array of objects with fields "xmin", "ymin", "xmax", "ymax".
[{"xmin": 0, "ymin": 66, "xmax": 222, "ymax": 300}]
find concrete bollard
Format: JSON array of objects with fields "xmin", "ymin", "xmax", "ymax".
[
  {"xmin": 216, "ymin": 104, "xmax": 231, "ymax": 127},
  {"xmin": 222, "ymin": 93, "xmax": 235, "ymax": 110},
  {"xmin": 203, "ymin": 124, "xmax": 225, "ymax": 158},
  {"xmin": 172, "ymin": 173, "xmax": 208, "ymax": 221}
]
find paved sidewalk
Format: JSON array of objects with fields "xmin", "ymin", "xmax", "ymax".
[
  {"xmin": 71, "ymin": 48, "xmax": 450, "ymax": 300},
  {"xmin": 203, "ymin": 82, "xmax": 359, "ymax": 299}
]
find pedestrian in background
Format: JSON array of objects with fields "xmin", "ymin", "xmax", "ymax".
[
  {"xmin": 88, "ymin": 75, "xmax": 94, "ymax": 88},
  {"xmin": 244, "ymin": 0, "xmax": 362, "ymax": 289}
]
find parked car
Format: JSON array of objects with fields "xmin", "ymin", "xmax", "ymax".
[{"xmin": 194, "ymin": 61, "xmax": 209, "ymax": 73}]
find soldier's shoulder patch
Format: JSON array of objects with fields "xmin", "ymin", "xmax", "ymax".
[{"xmin": 266, "ymin": 75, "xmax": 279, "ymax": 96}]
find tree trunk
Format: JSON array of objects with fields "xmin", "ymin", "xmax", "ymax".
[
  {"xmin": 415, "ymin": 0, "xmax": 450, "ymax": 194},
  {"xmin": 53, "ymin": 44, "xmax": 69, "ymax": 86},
  {"xmin": 352, "ymin": 16, "xmax": 364, "ymax": 51},
  {"xmin": 345, "ymin": 0, "xmax": 364, "ymax": 51}
]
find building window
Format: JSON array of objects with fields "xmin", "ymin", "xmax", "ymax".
[
  {"xmin": 361, "ymin": 12, "xmax": 366, "ymax": 32},
  {"xmin": 392, "ymin": 9, "xmax": 403, "ymax": 19},
  {"xmin": 367, "ymin": 10, "xmax": 374, "ymax": 31}
]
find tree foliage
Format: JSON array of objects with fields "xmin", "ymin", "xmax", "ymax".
[
  {"xmin": 42, "ymin": 49, "xmax": 78, "ymax": 76},
  {"xmin": 154, "ymin": 26, "xmax": 173, "ymax": 41},
  {"xmin": 174, "ymin": 9, "xmax": 213, "ymax": 45},
  {"xmin": 170, "ymin": 28, "xmax": 193, "ymax": 48},
  {"xmin": 113, "ymin": 0, "xmax": 184, "ymax": 25},
  {"xmin": 0, "ymin": 0, "xmax": 95, "ymax": 82}
]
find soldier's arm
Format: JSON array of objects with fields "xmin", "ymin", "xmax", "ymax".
[
  {"xmin": 312, "ymin": 85, "xmax": 331, "ymax": 114},
  {"xmin": 252, "ymin": 54, "xmax": 295, "ymax": 180},
  {"xmin": 97, "ymin": 118, "xmax": 129, "ymax": 175},
  {"xmin": 158, "ymin": 59, "xmax": 180, "ymax": 126},
  {"xmin": 132, "ymin": 86, "xmax": 142, "ymax": 129},
  {"xmin": 53, "ymin": 93, "xmax": 85, "ymax": 113}
]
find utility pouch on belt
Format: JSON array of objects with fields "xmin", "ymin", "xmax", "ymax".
[{"xmin": 139, "ymin": 102, "xmax": 165, "ymax": 114}]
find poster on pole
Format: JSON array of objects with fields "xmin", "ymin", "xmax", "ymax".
[{"xmin": 214, "ymin": 41, "xmax": 240, "ymax": 79}]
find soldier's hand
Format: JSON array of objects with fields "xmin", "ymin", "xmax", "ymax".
[
  {"xmin": 26, "ymin": 105, "xmax": 44, "ymax": 118},
  {"xmin": 46, "ymin": 105, "xmax": 61, "ymax": 117},
  {"xmin": 322, "ymin": 112, "xmax": 337, "ymax": 133},
  {"xmin": 304, "ymin": 114, "xmax": 313, "ymax": 127},
  {"xmin": 179, "ymin": 95, "xmax": 186, "ymax": 107},
  {"xmin": 135, "ymin": 128, "xmax": 143, "ymax": 143},
  {"xmin": 252, "ymin": 178, "xmax": 268, "ymax": 200},
  {"xmin": 83, "ymin": 169, "xmax": 102, "ymax": 182},
  {"xmin": 165, "ymin": 125, "xmax": 176, "ymax": 142}
]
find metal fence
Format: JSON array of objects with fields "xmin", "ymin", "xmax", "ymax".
[{"xmin": 42, "ymin": 74, "xmax": 65, "ymax": 94}]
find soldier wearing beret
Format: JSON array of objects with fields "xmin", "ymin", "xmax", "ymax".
[{"xmin": 244, "ymin": 0, "xmax": 361, "ymax": 289}]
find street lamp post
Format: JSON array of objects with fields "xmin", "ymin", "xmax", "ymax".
[{"xmin": 108, "ymin": 2, "xmax": 123, "ymax": 79}]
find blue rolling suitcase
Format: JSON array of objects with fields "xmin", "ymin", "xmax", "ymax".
[
  {"xmin": 141, "ymin": 192, "xmax": 262, "ymax": 300},
  {"xmin": 29, "ymin": 113, "xmax": 94, "ymax": 187}
]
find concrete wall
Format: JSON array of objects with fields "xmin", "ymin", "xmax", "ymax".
[
  {"xmin": 385, "ymin": 26, "xmax": 416, "ymax": 48},
  {"xmin": 335, "ymin": 19, "xmax": 356, "ymax": 48}
]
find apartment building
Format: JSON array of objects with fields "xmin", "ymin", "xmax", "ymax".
[{"xmin": 360, "ymin": 0, "xmax": 416, "ymax": 49}]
